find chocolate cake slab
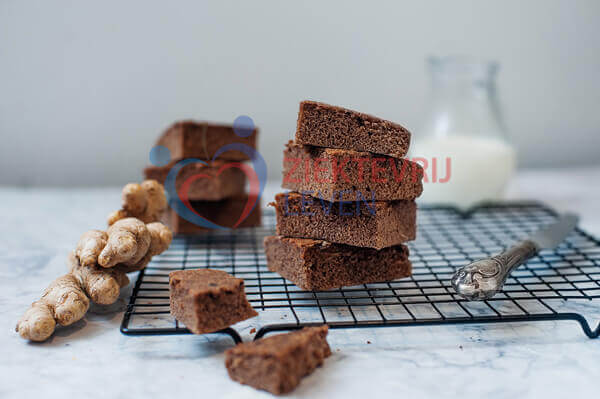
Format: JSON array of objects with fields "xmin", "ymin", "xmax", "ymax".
[
  {"xmin": 272, "ymin": 192, "xmax": 416, "ymax": 249},
  {"xmin": 295, "ymin": 101, "xmax": 411, "ymax": 158},
  {"xmin": 157, "ymin": 120, "xmax": 257, "ymax": 161},
  {"xmin": 225, "ymin": 326, "xmax": 331, "ymax": 395},
  {"xmin": 169, "ymin": 269, "xmax": 258, "ymax": 334},
  {"xmin": 144, "ymin": 160, "xmax": 246, "ymax": 201},
  {"xmin": 282, "ymin": 140, "xmax": 423, "ymax": 201},
  {"xmin": 264, "ymin": 236, "xmax": 412, "ymax": 290},
  {"xmin": 161, "ymin": 195, "xmax": 261, "ymax": 233}
]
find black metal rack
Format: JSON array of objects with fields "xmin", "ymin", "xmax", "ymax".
[{"xmin": 121, "ymin": 203, "xmax": 600, "ymax": 343}]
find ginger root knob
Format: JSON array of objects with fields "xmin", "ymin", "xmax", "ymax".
[
  {"xmin": 108, "ymin": 180, "xmax": 167, "ymax": 225},
  {"xmin": 16, "ymin": 274, "xmax": 90, "ymax": 342}
]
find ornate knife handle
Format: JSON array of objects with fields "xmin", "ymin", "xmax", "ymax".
[{"xmin": 451, "ymin": 240, "xmax": 539, "ymax": 300}]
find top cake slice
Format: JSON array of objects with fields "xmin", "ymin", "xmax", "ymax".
[
  {"xmin": 295, "ymin": 101, "xmax": 411, "ymax": 158},
  {"xmin": 157, "ymin": 120, "xmax": 258, "ymax": 161}
]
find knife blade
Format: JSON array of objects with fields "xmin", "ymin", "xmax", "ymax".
[{"xmin": 529, "ymin": 213, "xmax": 579, "ymax": 249}]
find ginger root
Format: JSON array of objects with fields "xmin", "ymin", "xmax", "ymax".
[
  {"xmin": 74, "ymin": 218, "xmax": 172, "ymax": 270},
  {"xmin": 116, "ymin": 222, "xmax": 173, "ymax": 273},
  {"xmin": 76, "ymin": 230, "xmax": 108, "ymax": 267},
  {"xmin": 68, "ymin": 251, "xmax": 130, "ymax": 305},
  {"xmin": 17, "ymin": 180, "xmax": 173, "ymax": 342},
  {"xmin": 107, "ymin": 180, "xmax": 167, "ymax": 225},
  {"xmin": 16, "ymin": 274, "xmax": 90, "ymax": 342},
  {"xmin": 98, "ymin": 218, "xmax": 151, "ymax": 268},
  {"xmin": 16, "ymin": 253, "xmax": 132, "ymax": 342}
]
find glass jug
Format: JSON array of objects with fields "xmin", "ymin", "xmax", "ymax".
[{"xmin": 411, "ymin": 56, "xmax": 517, "ymax": 209}]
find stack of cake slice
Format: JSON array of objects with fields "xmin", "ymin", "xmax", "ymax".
[
  {"xmin": 144, "ymin": 121, "xmax": 261, "ymax": 233},
  {"xmin": 264, "ymin": 101, "xmax": 423, "ymax": 290}
]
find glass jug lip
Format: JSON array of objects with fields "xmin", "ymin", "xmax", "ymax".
[{"xmin": 428, "ymin": 55, "xmax": 499, "ymax": 80}]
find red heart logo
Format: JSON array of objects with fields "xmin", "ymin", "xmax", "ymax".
[{"xmin": 178, "ymin": 162, "xmax": 260, "ymax": 228}]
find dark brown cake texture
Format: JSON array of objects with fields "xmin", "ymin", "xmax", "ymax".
[
  {"xmin": 282, "ymin": 140, "xmax": 423, "ymax": 201},
  {"xmin": 225, "ymin": 326, "xmax": 331, "ymax": 395},
  {"xmin": 144, "ymin": 160, "xmax": 246, "ymax": 201},
  {"xmin": 157, "ymin": 120, "xmax": 258, "ymax": 161},
  {"xmin": 169, "ymin": 269, "xmax": 258, "ymax": 334},
  {"xmin": 264, "ymin": 236, "xmax": 412, "ymax": 290},
  {"xmin": 295, "ymin": 101, "xmax": 411, "ymax": 158},
  {"xmin": 272, "ymin": 192, "xmax": 416, "ymax": 249},
  {"xmin": 161, "ymin": 195, "xmax": 262, "ymax": 234}
]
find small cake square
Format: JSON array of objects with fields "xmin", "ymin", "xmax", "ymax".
[
  {"xmin": 144, "ymin": 160, "xmax": 246, "ymax": 201},
  {"xmin": 295, "ymin": 101, "xmax": 411, "ymax": 158},
  {"xmin": 272, "ymin": 192, "xmax": 416, "ymax": 249},
  {"xmin": 264, "ymin": 236, "xmax": 412, "ymax": 290},
  {"xmin": 225, "ymin": 326, "xmax": 331, "ymax": 395},
  {"xmin": 282, "ymin": 140, "xmax": 423, "ymax": 201},
  {"xmin": 157, "ymin": 120, "xmax": 258, "ymax": 161},
  {"xmin": 169, "ymin": 269, "xmax": 258, "ymax": 334}
]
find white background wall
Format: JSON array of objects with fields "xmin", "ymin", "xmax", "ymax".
[{"xmin": 1, "ymin": 0, "xmax": 599, "ymax": 186}]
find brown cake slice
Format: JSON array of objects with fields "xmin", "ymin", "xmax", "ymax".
[
  {"xmin": 144, "ymin": 160, "xmax": 246, "ymax": 201},
  {"xmin": 295, "ymin": 101, "xmax": 411, "ymax": 158},
  {"xmin": 169, "ymin": 269, "xmax": 258, "ymax": 334},
  {"xmin": 225, "ymin": 326, "xmax": 331, "ymax": 395},
  {"xmin": 264, "ymin": 236, "xmax": 412, "ymax": 290},
  {"xmin": 282, "ymin": 140, "xmax": 423, "ymax": 201},
  {"xmin": 157, "ymin": 120, "xmax": 258, "ymax": 161},
  {"xmin": 161, "ymin": 195, "xmax": 262, "ymax": 233},
  {"xmin": 272, "ymin": 192, "xmax": 416, "ymax": 249}
]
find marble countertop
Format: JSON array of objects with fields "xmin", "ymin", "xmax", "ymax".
[{"xmin": 2, "ymin": 166, "xmax": 600, "ymax": 398}]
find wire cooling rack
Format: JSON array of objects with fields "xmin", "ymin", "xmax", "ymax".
[{"xmin": 121, "ymin": 203, "xmax": 600, "ymax": 342}]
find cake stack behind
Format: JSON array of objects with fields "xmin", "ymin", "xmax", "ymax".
[
  {"xmin": 265, "ymin": 101, "xmax": 423, "ymax": 290},
  {"xmin": 144, "ymin": 121, "xmax": 261, "ymax": 233}
]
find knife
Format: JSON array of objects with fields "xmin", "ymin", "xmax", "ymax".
[{"xmin": 451, "ymin": 213, "xmax": 579, "ymax": 301}]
